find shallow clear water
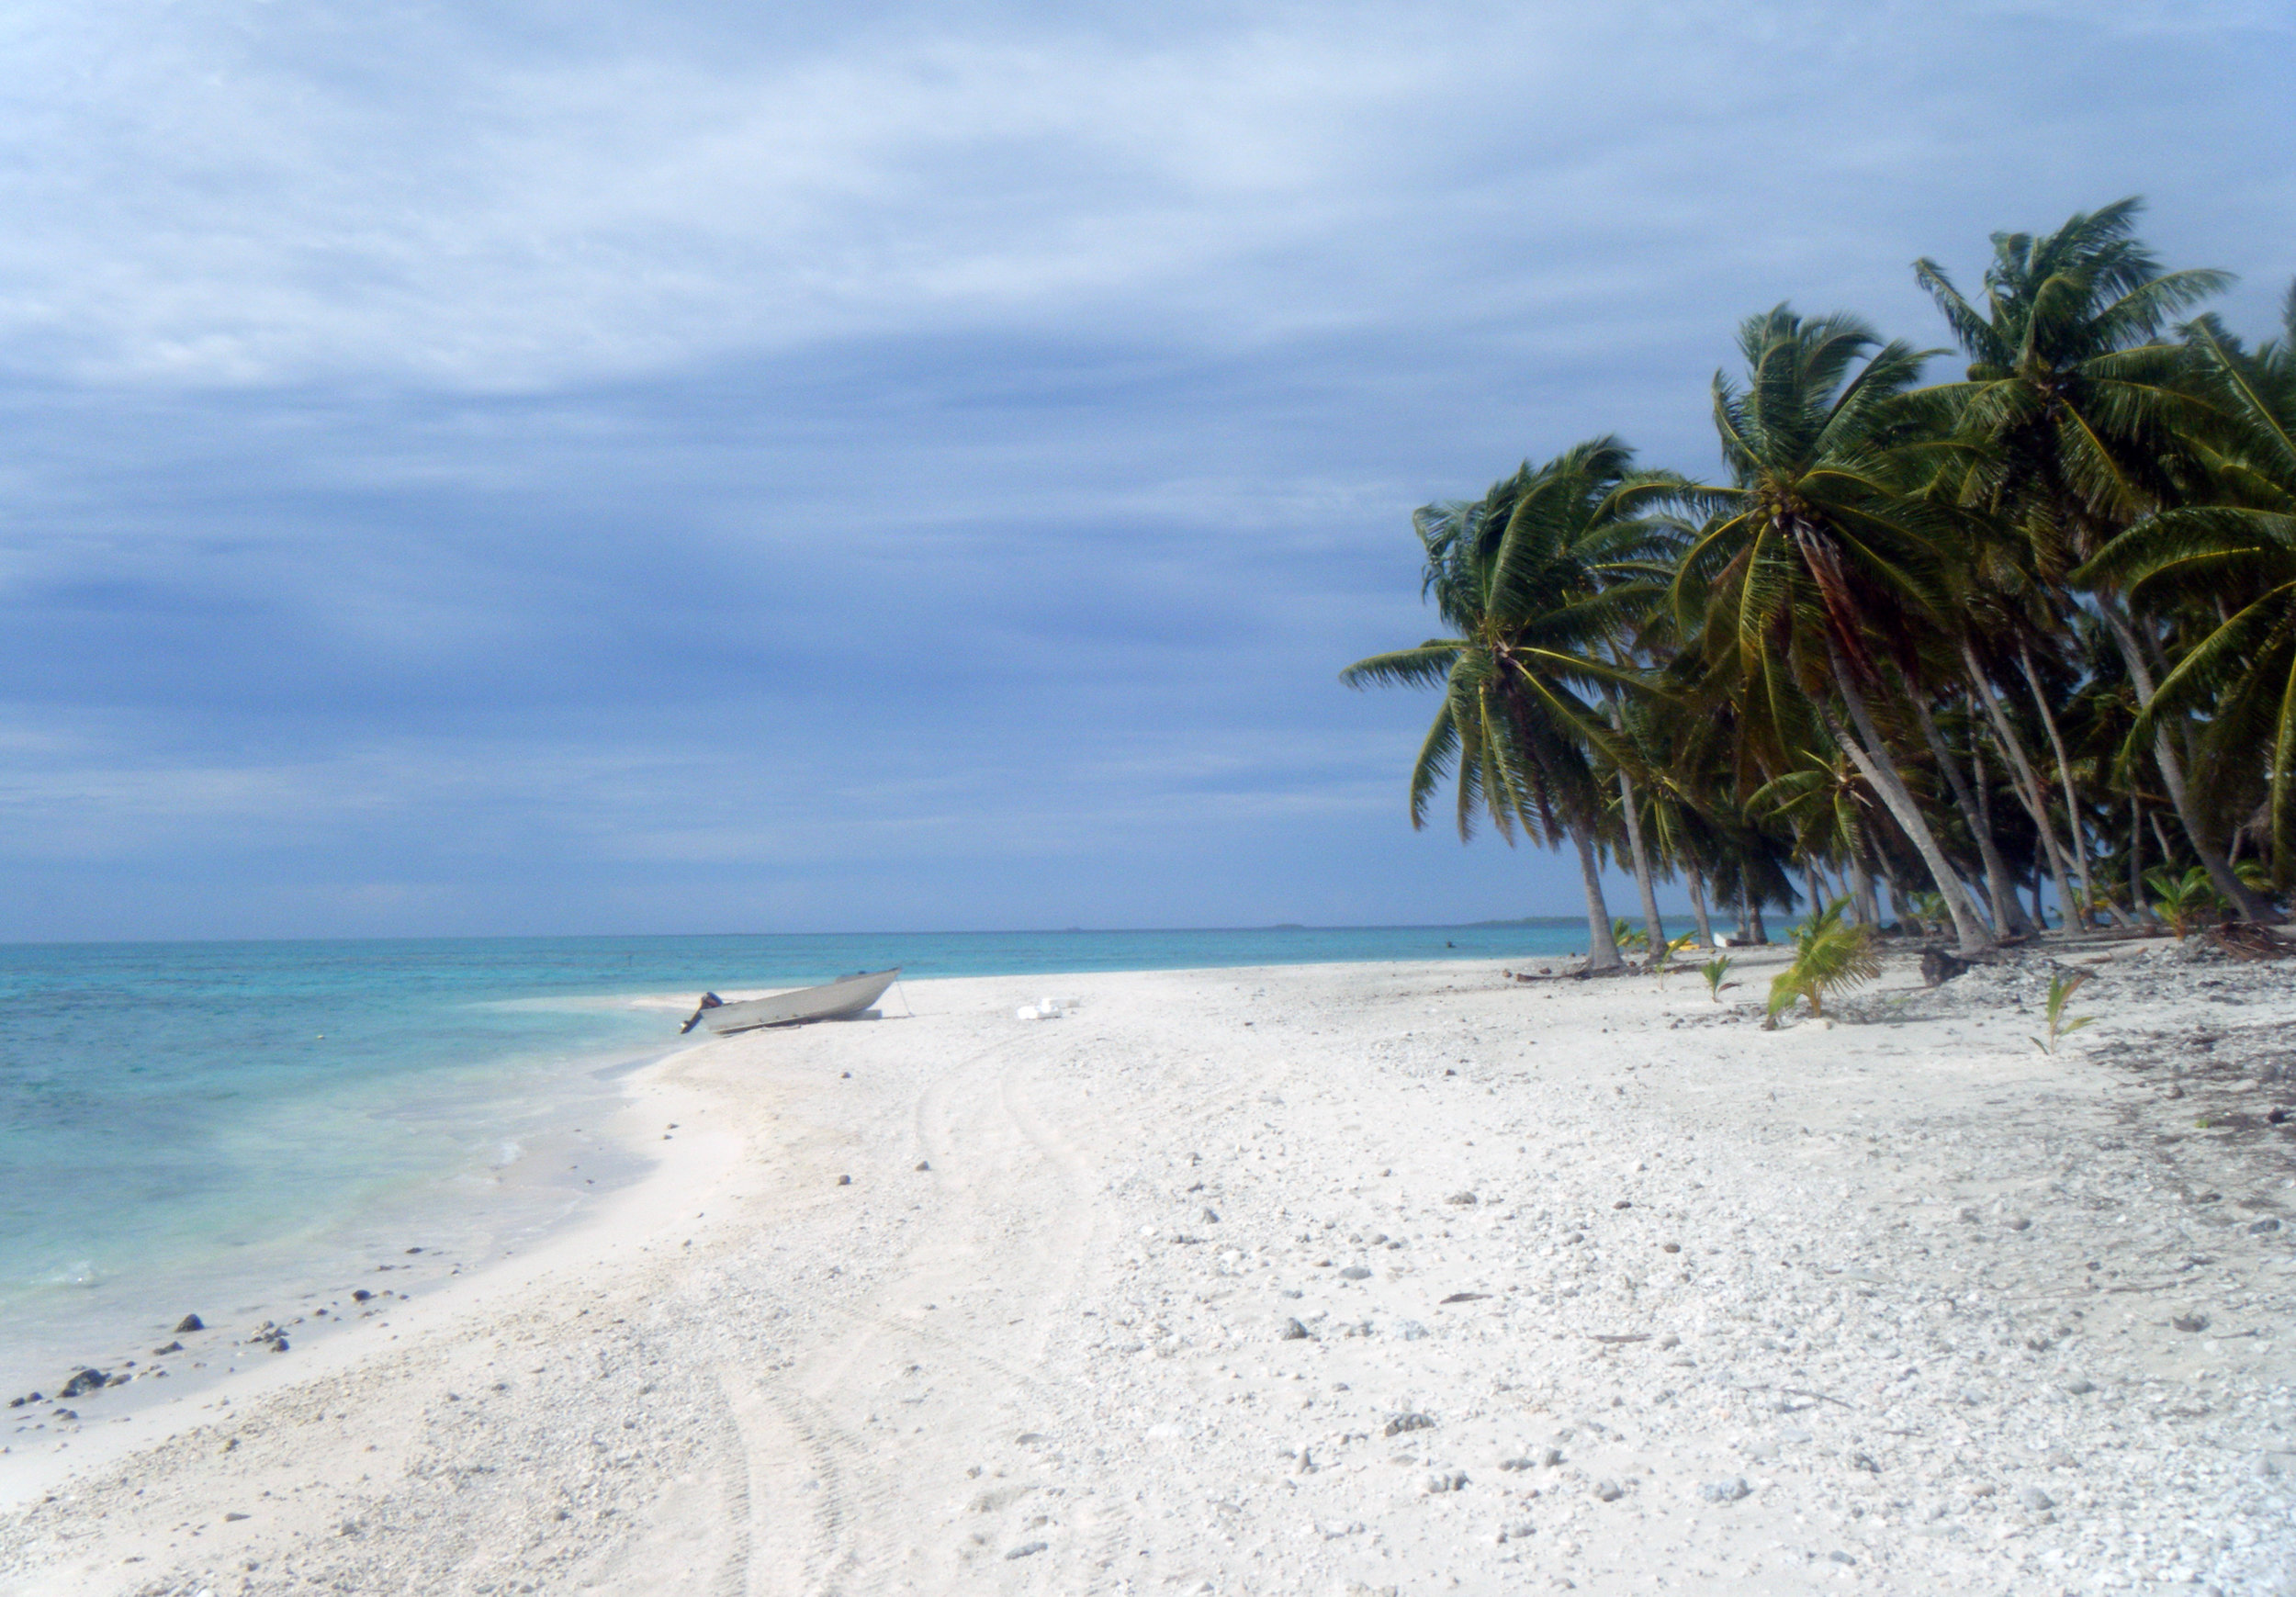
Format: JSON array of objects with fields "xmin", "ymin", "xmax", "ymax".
[{"xmin": 0, "ymin": 923, "xmax": 1582, "ymax": 1388}]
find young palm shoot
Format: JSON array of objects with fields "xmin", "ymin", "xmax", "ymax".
[
  {"xmin": 1766, "ymin": 898, "xmax": 1882, "ymax": 1025},
  {"xmin": 2144, "ymin": 866, "xmax": 2218, "ymax": 939},
  {"xmin": 1699, "ymin": 955, "xmax": 1738, "ymax": 1003},
  {"xmin": 2032, "ymin": 971, "xmax": 2095, "ymax": 1055},
  {"xmin": 1650, "ymin": 931, "xmax": 1698, "ymax": 980}
]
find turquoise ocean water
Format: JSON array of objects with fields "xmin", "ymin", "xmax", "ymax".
[{"xmin": 0, "ymin": 924, "xmax": 1583, "ymax": 1391}]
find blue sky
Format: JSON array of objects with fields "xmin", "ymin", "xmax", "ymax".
[{"xmin": 0, "ymin": 0, "xmax": 2290, "ymax": 940}]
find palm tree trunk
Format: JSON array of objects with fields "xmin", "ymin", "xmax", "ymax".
[
  {"xmin": 1846, "ymin": 851, "xmax": 1878, "ymax": 928},
  {"xmin": 1961, "ymin": 647, "xmax": 2082, "ymax": 921},
  {"xmin": 2097, "ymin": 598, "xmax": 2279, "ymax": 922},
  {"xmin": 1908, "ymin": 692, "xmax": 2030, "ymax": 935},
  {"xmin": 1604, "ymin": 694, "xmax": 1667, "ymax": 953},
  {"xmin": 1615, "ymin": 768, "xmax": 1667, "ymax": 954},
  {"xmin": 1968, "ymin": 742, "xmax": 2033, "ymax": 935},
  {"xmin": 1822, "ymin": 650, "xmax": 1993, "ymax": 953},
  {"xmin": 2129, "ymin": 792, "xmax": 2155, "ymax": 926},
  {"xmin": 1749, "ymin": 901, "xmax": 1769, "ymax": 944},
  {"xmin": 1685, "ymin": 870, "xmax": 1716, "ymax": 948},
  {"xmin": 1570, "ymin": 826, "xmax": 1623, "ymax": 971},
  {"xmin": 2017, "ymin": 644, "xmax": 2127, "ymax": 927},
  {"xmin": 1804, "ymin": 863, "xmax": 1827, "ymax": 919}
]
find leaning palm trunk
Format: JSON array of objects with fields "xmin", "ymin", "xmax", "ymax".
[
  {"xmin": 1967, "ymin": 744, "xmax": 2033, "ymax": 934},
  {"xmin": 1615, "ymin": 767, "xmax": 1667, "ymax": 954},
  {"xmin": 1961, "ymin": 648, "xmax": 2082, "ymax": 925},
  {"xmin": 1821, "ymin": 649, "xmax": 1992, "ymax": 953},
  {"xmin": 1908, "ymin": 693, "xmax": 2030, "ymax": 935},
  {"xmin": 1846, "ymin": 850, "xmax": 1879, "ymax": 928},
  {"xmin": 2018, "ymin": 645, "xmax": 2129, "ymax": 927},
  {"xmin": 2128, "ymin": 793, "xmax": 2155, "ymax": 926},
  {"xmin": 1685, "ymin": 870, "xmax": 1716, "ymax": 947},
  {"xmin": 2096, "ymin": 600, "xmax": 2279, "ymax": 922},
  {"xmin": 1570, "ymin": 825, "xmax": 1624, "ymax": 970}
]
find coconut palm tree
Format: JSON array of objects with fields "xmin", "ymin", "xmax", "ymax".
[
  {"xmin": 1342, "ymin": 438, "xmax": 1681, "ymax": 970},
  {"xmin": 1671, "ymin": 305, "xmax": 1995, "ymax": 953},
  {"xmin": 2081, "ymin": 285, "xmax": 2296, "ymax": 886},
  {"xmin": 1913, "ymin": 199, "xmax": 2272, "ymax": 918}
]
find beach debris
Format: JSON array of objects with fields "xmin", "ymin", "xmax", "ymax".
[
  {"xmin": 152, "ymin": 1340, "xmax": 183, "ymax": 1355},
  {"xmin": 1446, "ymin": 1191, "xmax": 1478, "ymax": 1207},
  {"xmin": 224, "ymin": 1511, "xmax": 252, "ymax": 1522},
  {"xmin": 837, "ymin": 1175, "xmax": 852, "ymax": 1186},
  {"xmin": 2209, "ymin": 922, "xmax": 2293, "ymax": 962},
  {"xmin": 1420, "ymin": 1469, "xmax": 1468, "ymax": 1494},
  {"xmin": 248, "ymin": 1322, "xmax": 289, "ymax": 1353},
  {"xmin": 915, "ymin": 1160, "xmax": 930, "ymax": 1171},
  {"xmin": 1339, "ymin": 1265, "xmax": 1372, "ymax": 1280},
  {"xmin": 1201, "ymin": 1207, "xmax": 1220, "ymax": 1223},
  {"xmin": 1921, "ymin": 949, "xmax": 1973, "ymax": 987},
  {"xmin": 174, "ymin": 1314, "xmax": 205, "ymax": 1333},
  {"xmin": 1497, "ymin": 1456, "xmax": 1535, "ymax": 1471},
  {"xmin": 352, "ymin": 1289, "xmax": 374, "ymax": 1302},
  {"xmin": 1592, "ymin": 1479, "xmax": 1625, "ymax": 1501},
  {"xmin": 1397, "ymin": 1321, "xmax": 1429, "ymax": 1340},
  {"xmin": 1278, "ymin": 1318, "xmax": 1311, "ymax": 1341},
  {"xmin": 2020, "ymin": 1486, "xmax": 2055, "ymax": 1511},
  {"xmin": 6, "ymin": 1392, "xmax": 42, "ymax": 1408},
  {"xmin": 57, "ymin": 1368, "xmax": 110, "ymax": 1400},
  {"xmin": 1700, "ymin": 1476, "xmax": 1751, "ymax": 1503},
  {"xmin": 2251, "ymin": 1218, "xmax": 2282, "ymax": 1234},
  {"xmin": 1438, "ymin": 1292, "xmax": 1489, "ymax": 1304},
  {"xmin": 1384, "ymin": 1411, "xmax": 1436, "ymax": 1437},
  {"xmin": 2171, "ymin": 1312, "xmax": 2211, "ymax": 1333},
  {"xmin": 1004, "ymin": 1542, "xmax": 1047, "ymax": 1560}
]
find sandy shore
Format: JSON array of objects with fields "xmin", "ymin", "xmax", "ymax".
[{"xmin": 2, "ymin": 943, "xmax": 2292, "ymax": 1595}]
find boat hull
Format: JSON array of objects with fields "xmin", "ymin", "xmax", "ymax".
[{"xmin": 682, "ymin": 969, "xmax": 901, "ymax": 1035}]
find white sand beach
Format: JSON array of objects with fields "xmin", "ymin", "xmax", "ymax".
[{"xmin": 3, "ymin": 944, "xmax": 2292, "ymax": 1595}]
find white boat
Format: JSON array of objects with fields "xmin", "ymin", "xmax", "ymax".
[{"xmin": 680, "ymin": 969, "xmax": 901, "ymax": 1035}]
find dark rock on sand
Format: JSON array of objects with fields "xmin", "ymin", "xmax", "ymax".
[
  {"xmin": 352, "ymin": 1289, "xmax": 374, "ymax": 1302},
  {"xmin": 1921, "ymin": 949, "xmax": 1972, "ymax": 987},
  {"xmin": 153, "ymin": 1341, "xmax": 184, "ymax": 1355},
  {"xmin": 58, "ymin": 1369, "xmax": 108, "ymax": 1400},
  {"xmin": 1279, "ymin": 1318, "xmax": 1311, "ymax": 1341},
  {"xmin": 1383, "ymin": 1411, "xmax": 1435, "ymax": 1436},
  {"xmin": 174, "ymin": 1314, "xmax": 205, "ymax": 1333}
]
